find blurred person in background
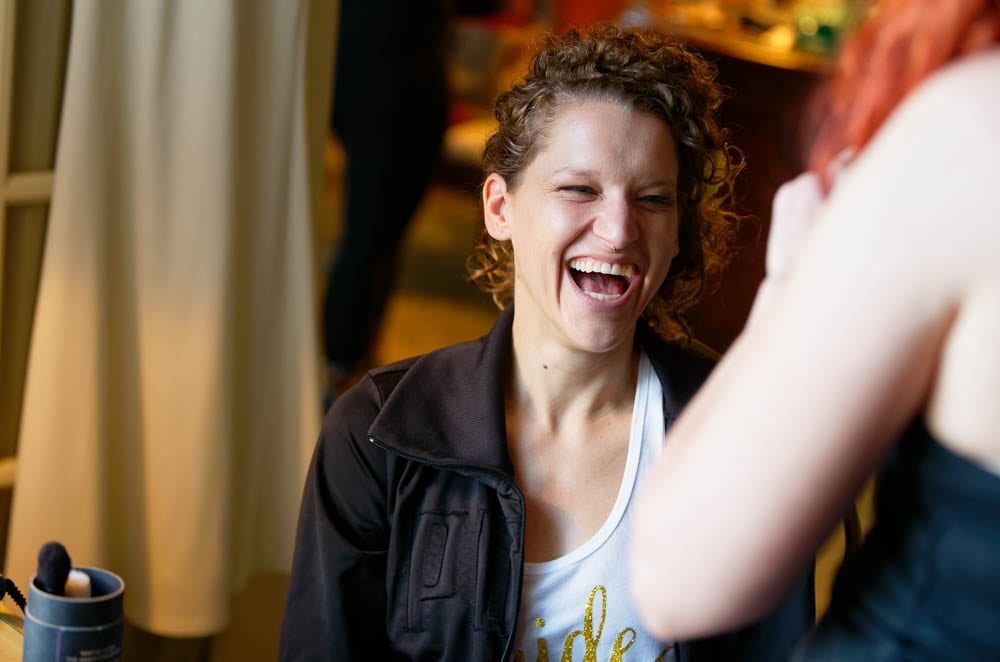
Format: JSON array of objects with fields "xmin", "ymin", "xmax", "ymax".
[
  {"xmin": 322, "ymin": 0, "xmax": 451, "ymax": 397},
  {"xmin": 281, "ymin": 24, "xmax": 814, "ymax": 661},
  {"xmin": 632, "ymin": 1, "xmax": 1000, "ymax": 659}
]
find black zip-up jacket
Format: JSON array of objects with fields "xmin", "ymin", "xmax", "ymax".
[{"xmin": 280, "ymin": 307, "xmax": 814, "ymax": 660}]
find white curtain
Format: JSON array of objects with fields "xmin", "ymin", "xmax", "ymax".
[{"xmin": 5, "ymin": 0, "xmax": 322, "ymax": 636}]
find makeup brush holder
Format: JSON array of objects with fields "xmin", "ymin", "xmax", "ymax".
[{"xmin": 23, "ymin": 567, "xmax": 124, "ymax": 662}]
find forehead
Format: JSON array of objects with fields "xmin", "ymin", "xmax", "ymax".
[{"xmin": 531, "ymin": 101, "xmax": 679, "ymax": 179}]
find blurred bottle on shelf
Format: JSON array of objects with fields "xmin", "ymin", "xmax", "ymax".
[{"xmin": 791, "ymin": 0, "xmax": 869, "ymax": 54}]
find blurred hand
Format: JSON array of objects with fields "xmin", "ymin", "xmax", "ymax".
[
  {"xmin": 766, "ymin": 171, "xmax": 825, "ymax": 279},
  {"xmin": 747, "ymin": 171, "xmax": 826, "ymax": 325}
]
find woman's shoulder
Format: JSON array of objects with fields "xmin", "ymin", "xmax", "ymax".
[
  {"xmin": 323, "ymin": 332, "xmax": 506, "ymax": 459},
  {"xmin": 829, "ymin": 48, "xmax": 1000, "ymax": 240},
  {"xmin": 923, "ymin": 48, "xmax": 1000, "ymax": 101},
  {"xmin": 882, "ymin": 48, "xmax": 1000, "ymax": 149},
  {"xmin": 338, "ymin": 333, "xmax": 494, "ymax": 407}
]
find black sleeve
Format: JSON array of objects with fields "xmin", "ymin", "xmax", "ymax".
[{"xmin": 279, "ymin": 377, "xmax": 393, "ymax": 661}]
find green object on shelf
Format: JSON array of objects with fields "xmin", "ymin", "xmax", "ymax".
[{"xmin": 792, "ymin": 0, "xmax": 864, "ymax": 56}]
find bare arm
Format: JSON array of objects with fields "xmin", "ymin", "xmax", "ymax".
[{"xmin": 630, "ymin": 54, "xmax": 1000, "ymax": 641}]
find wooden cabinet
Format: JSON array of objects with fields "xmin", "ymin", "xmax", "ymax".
[{"xmin": 692, "ymin": 53, "xmax": 825, "ymax": 350}]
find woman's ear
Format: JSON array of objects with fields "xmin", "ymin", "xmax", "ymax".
[{"xmin": 483, "ymin": 173, "xmax": 511, "ymax": 241}]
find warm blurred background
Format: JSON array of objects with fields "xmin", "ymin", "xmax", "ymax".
[{"xmin": 0, "ymin": 1, "xmax": 870, "ymax": 660}]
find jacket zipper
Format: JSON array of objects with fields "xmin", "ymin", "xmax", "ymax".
[
  {"xmin": 368, "ymin": 435, "xmax": 527, "ymax": 661},
  {"xmin": 501, "ymin": 500, "xmax": 526, "ymax": 662}
]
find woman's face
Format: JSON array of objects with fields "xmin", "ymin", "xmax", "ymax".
[{"xmin": 484, "ymin": 101, "xmax": 680, "ymax": 355}]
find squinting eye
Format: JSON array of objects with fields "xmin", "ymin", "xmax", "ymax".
[
  {"xmin": 559, "ymin": 185, "xmax": 597, "ymax": 196},
  {"xmin": 640, "ymin": 196, "xmax": 675, "ymax": 209}
]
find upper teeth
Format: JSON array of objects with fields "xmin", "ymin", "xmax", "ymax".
[{"xmin": 569, "ymin": 258, "xmax": 635, "ymax": 278}]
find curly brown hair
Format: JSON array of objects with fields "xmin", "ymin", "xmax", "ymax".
[{"xmin": 466, "ymin": 23, "xmax": 743, "ymax": 342}]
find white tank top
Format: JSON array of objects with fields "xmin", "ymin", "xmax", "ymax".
[{"xmin": 512, "ymin": 352, "xmax": 676, "ymax": 661}]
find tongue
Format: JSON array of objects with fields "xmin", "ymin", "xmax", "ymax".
[{"xmin": 575, "ymin": 272, "xmax": 628, "ymax": 296}]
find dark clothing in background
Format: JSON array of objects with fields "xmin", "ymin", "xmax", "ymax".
[
  {"xmin": 280, "ymin": 307, "xmax": 816, "ymax": 661},
  {"xmin": 324, "ymin": 0, "xmax": 451, "ymax": 370},
  {"xmin": 793, "ymin": 420, "xmax": 1000, "ymax": 661}
]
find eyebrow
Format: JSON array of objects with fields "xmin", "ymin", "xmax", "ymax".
[
  {"xmin": 550, "ymin": 166, "xmax": 599, "ymax": 178},
  {"xmin": 550, "ymin": 167, "xmax": 675, "ymax": 183},
  {"xmin": 639, "ymin": 179, "xmax": 677, "ymax": 190}
]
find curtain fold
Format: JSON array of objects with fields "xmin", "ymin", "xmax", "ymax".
[{"xmin": 5, "ymin": 0, "xmax": 321, "ymax": 636}]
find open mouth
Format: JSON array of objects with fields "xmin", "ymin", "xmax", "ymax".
[{"xmin": 568, "ymin": 258, "xmax": 637, "ymax": 301}]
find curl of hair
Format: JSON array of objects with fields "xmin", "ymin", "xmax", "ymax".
[
  {"xmin": 810, "ymin": 0, "xmax": 1000, "ymax": 187},
  {"xmin": 466, "ymin": 23, "xmax": 744, "ymax": 342}
]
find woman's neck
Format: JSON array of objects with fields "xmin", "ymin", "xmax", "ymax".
[{"xmin": 507, "ymin": 328, "xmax": 639, "ymax": 435}]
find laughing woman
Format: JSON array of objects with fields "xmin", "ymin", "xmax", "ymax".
[{"xmin": 279, "ymin": 25, "xmax": 813, "ymax": 661}]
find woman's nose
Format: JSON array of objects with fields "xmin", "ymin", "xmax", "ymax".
[{"xmin": 592, "ymin": 196, "xmax": 640, "ymax": 251}]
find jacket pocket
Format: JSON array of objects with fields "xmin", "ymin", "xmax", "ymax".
[{"xmin": 407, "ymin": 510, "xmax": 468, "ymax": 630}]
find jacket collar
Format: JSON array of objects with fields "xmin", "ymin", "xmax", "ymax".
[
  {"xmin": 367, "ymin": 305, "xmax": 716, "ymax": 478},
  {"xmin": 368, "ymin": 305, "xmax": 516, "ymax": 477}
]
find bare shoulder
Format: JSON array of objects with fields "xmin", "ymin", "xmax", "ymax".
[
  {"xmin": 883, "ymin": 48, "xmax": 1000, "ymax": 129},
  {"xmin": 856, "ymin": 48, "xmax": 1000, "ymax": 160},
  {"xmin": 817, "ymin": 50, "xmax": 1000, "ymax": 294},
  {"xmin": 921, "ymin": 48, "xmax": 1000, "ymax": 111}
]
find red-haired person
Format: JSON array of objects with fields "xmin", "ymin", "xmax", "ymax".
[{"xmin": 632, "ymin": 1, "xmax": 1000, "ymax": 659}]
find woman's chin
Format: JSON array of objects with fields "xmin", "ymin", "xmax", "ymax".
[{"xmin": 561, "ymin": 317, "xmax": 638, "ymax": 356}]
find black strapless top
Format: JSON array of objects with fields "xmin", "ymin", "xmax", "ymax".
[{"xmin": 798, "ymin": 418, "xmax": 1000, "ymax": 660}]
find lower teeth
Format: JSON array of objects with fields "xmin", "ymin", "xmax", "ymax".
[{"xmin": 583, "ymin": 290, "xmax": 620, "ymax": 301}]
